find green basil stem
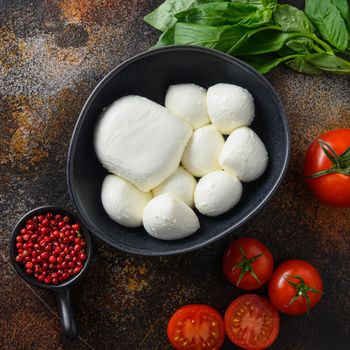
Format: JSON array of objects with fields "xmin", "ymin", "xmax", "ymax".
[
  {"xmin": 309, "ymin": 33, "xmax": 335, "ymax": 54},
  {"xmin": 313, "ymin": 45, "xmax": 325, "ymax": 53},
  {"xmin": 286, "ymin": 32, "xmax": 334, "ymax": 54}
]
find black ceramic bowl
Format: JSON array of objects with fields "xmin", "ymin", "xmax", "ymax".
[
  {"xmin": 67, "ymin": 45, "xmax": 290, "ymax": 256},
  {"xmin": 10, "ymin": 206, "xmax": 92, "ymax": 338}
]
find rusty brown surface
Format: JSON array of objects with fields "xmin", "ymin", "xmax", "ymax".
[{"xmin": 0, "ymin": 1, "xmax": 350, "ymax": 349}]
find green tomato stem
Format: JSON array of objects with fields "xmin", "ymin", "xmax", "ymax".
[
  {"xmin": 284, "ymin": 275, "xmax": 321, "ymax": 313},
  {"xmin": 233, "ymin": 247, "xmax": 263, "ymax": 287},
  {"xmin": 307, "ymin": 140, "xmax": 350, "ymax": 178}
]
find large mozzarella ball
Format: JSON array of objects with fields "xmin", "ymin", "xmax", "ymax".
[
  {"xmin": 143, "ymin": 194, "xmax": 200, "ymax": 240},
  {"xmin": 94, "ymin": 96, "xmax": 192, "ymax": 192},
  {"xmin": 152, "ymin": 167, "xmax": 197, "ymax": 207},
  {"xmin": 207, "ymin": 83, "xmax": 255, "ymax": 135},
  {"xmin": 165, "ymin": 84, "xmax": 210, "ymax": 129},
  {"xmin": 194, "ymin": 170, "xmax": 243, "ymax": 216},
  {"xmin": 219, "ymin": 127, "xmax": 268, "ymax": 182},
  {"xmin": 101, "ymin": 174, "xmax": 152, "ymax": 227},
  {"xmin": 182, "ymin": 125, "xmax": 225, "ymax": 177}
]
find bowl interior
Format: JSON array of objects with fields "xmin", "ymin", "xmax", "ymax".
[
  {"xmin": 68, "ymin": 46, "xmax": 289, "ymax": 256},
  {"xmin": 10, "ymin": 206, "xmax": 92, "ymax": 290}
]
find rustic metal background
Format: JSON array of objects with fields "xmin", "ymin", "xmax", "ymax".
[{"xmin": 1, "ymin": 0, "xmax": 349, "ymax": 349}]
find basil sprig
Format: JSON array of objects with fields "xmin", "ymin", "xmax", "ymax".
[{"xmin": 145, "ymin": 0, "xmax": 350, "ymax": 75}]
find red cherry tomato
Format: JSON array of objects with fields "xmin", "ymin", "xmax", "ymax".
[
  {"xmin": 222, "ymin": 238, "xmax": 273, "ymax": 290},
  {"xmin": 304, "ymin": 128, "xmax": 350, "ymax": 207},
  {"xmin": 224, "ymin": 294, "xmax": 280, "ymax": 350},
  {"xmin": 167, "ymin": 304, "xmax": 225, "ymax": 350},
  {"xmin": 268, "ymin": 259, "xmax": 323, "ymax": 315}
]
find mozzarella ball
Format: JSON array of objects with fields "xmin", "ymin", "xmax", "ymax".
[
  {"xmin": 94, "ymin": 96, "xmax": 192, "ymax": 192},
  {"xmin": 101, "ymin": 174, "xmax": 152, "ymax": 227},
  {"xmin": 182, "ymin": 125, "xmax": 225, "ymax": 177},
  {"xmin": 165, "ymin": 84, "xmax": 210, "ymax": 129},
  {"xmin": 143, "ymin": 194, "xmax": 200, "ymax": 240},
  {"xmin": 219, "ymin": 127, "xmax": 268, "ymax": 182},
  {"xmin": 207, "ymin": 83, "xmax": 255, "ymax": 134},
  {"xmin": 194, "ymin": 171, "xmax": 243, "ymax": 216},
  {"xmin": 152, "ymin": 167, "xmax": 197, "ymax": 207}
]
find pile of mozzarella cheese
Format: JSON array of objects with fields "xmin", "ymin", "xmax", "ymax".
[{"xmin": 94, "ymin": 83, "xmax": 268, "ymax": 240}]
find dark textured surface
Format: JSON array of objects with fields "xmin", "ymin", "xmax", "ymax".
[{"xmin": 0, "ymin": 1, "xmax": 349, "ymax": 349}]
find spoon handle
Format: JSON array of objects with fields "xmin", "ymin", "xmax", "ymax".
[{"xmin": 55, "ymin": 289, "xmax": 77, "ymax": 339}]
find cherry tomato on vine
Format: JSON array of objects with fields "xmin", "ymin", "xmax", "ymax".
[
  {"xmin": 304, "ymin": 128, "xmax": 350, "ymax": 207},
  {"xmin": 268, "ymin": 259, "xmax": 323, "ymax": 315},
  {"xmin": 167, "ymin": 304, "xmax": 225, "ymax": 350},
  {"xmin": 222, "ymin": 238, "xmax": 273, "ymax": 290},
  {"xmin": 224, "ymin": 294, "xmax": 280, "ymax": 350}
]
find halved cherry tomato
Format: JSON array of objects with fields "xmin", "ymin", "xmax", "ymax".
[
  {"xmin": 222, "ymin": 238, "xmax": 273, "ymax": 290},
  {"xmin": 268, "ymin": 259, "xmax": 323, "ymax": 315},
  {"xmin": 167, "ymin": 304, "xmax": 225, "ymax": 350},
  {"xmin": 304, "ymin": 128, "xmax": 350, "ymax": 207},
  {"xmin": 224, "ymin": 294, "xmax": 280, "ymax": 350}
]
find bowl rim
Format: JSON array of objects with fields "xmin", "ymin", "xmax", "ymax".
[
  {"xmin": 67, "ymin": 45, "xmax": 291, "ymax": 256},
  {"xmin": 10, "ymin": 205, "xmax": 92, "ymax": 290}
]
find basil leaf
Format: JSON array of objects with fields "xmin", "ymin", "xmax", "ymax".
[
  {"xmin": 305, "ymin": 0, "xmax": 348, "ymax": 50},
  {"xmin": 153, "ymin": 26, "xmax": 176, "ymax": 48},
  {"xmin": 144, "ymin": 0, "xmax": 226, "ymax": 32},
  {"xmin": 239, "ymin": 53, "xmax": 300, "ymax": 73},
  {"xmin": 226, "ymin": 25, "xmax": 280, "ymax": 54},
  {"xmin": 155, "ymin": 23, "xmax": 281, "ymax": 55},
  {"xmin": 236, "ymin": 8, "xmax": 273, "ymax": 28},
  {"xmin": 274, "ymin": 4, "xmax": 314, "ymax": 33},
  {"xmin": 175, "ymin": 2, "xmax": 273, "ymax": 28},
  {"xmin": 249, "ymin": 51, "xmax": 349, "ymax": 75},
  {"xmin": 262, "ymin": 0, "xmax": 277, "ymax": 8},
  {"xmin": 234, "ymin": 30, "xmax": 297, "ymax": 55},
  {"xmin": 285, "ymin": 37, "xmax": 316, "ymax": 54},
  {"xmin": 277, "ymin": 40, "xmax": 311, "ymax": 57},
  {"xmin": 231, "ymin": 0, "xmax": 264, "ymax": 8},
  {"xmin": 232, "ymin": 0, "xmax": 276, "ymax": 9},
  {"xmin": 330, "ymin": 0, "xmax": 350, "ymax": 31},
  {"xmin": 240, "ymin": 51, "xmax": 329, "ymax": 74},
  {"xmin": 306, "ymin": 53, "xmax": 350, "ymax": 73},
  {"xmin": 154, "ymin": 23, "xmax": 250, "ymax": 52},
  {"xmin": 286, "ymin": 56, "xmax": 323, "ymax": 74}
]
